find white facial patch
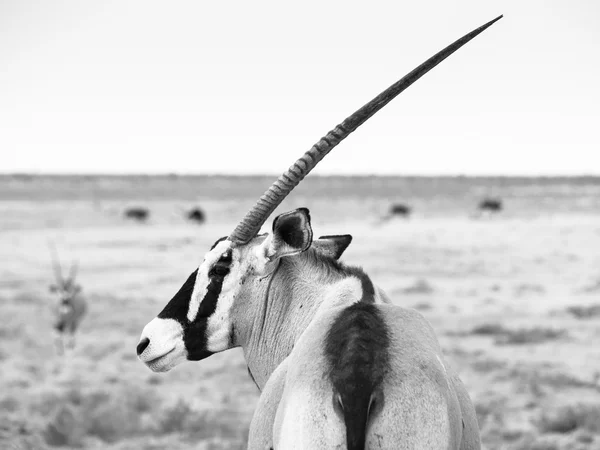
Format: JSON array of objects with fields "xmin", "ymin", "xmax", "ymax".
[
  {"xmin": 250, "ymin": 234, "xmax": 275, "ymax": 276},
  {"xmin": 205, "ymin": 248, "xmax": 245, "ymax": 352},
  {"xmin": 138, "ymin": 318, "xmax": 187, "ymax": 372},
  {"xmin": 187, "ymin": 240, "xmax": 232, "ymax": 323}
]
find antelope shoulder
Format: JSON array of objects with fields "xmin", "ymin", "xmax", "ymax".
[{"xmin": 249, "ymin": 301, "xmax": 461, "ymax": 450}]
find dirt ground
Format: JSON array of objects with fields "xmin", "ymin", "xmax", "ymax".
[{"xmin": 1, "ymin": 176, "xmax": 599, "ymax": 449}]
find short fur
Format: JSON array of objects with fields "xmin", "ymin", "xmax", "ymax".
[
  {"xmin": 138, "ymin": 209, "xmax": 481, "ymax": 449},
  {"xmin": 313, "ymin": 234, "xmax": 353, "ymax": 260}
]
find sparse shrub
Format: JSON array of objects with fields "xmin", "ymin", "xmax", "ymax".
[
  {"xmin": 0, "ymin": 395, "xmax": 20, "ymax": 412},
  {"xmin": 515, "ymin": 436, "xmax": 560, "ymax": 450},
  {"xmin": 576, "ymin": 430, "xmax": 594, "ymax": 443},
  {"xmin": 566, "ymin": 304, "xmax": 600, "ymax": 319},
  {"xmin": 537, "ymin": 403, "xmax": 600, "ymax": 434},
  {"xmin": 43, "ymin": 404, "xmax": 85, "ymax": 447},
  {"xmin": 475, "ymin": 395, "xmax": 506, "ymax": 429},
  {"xmin": 85, "ymin": 383, "xmax": 157, "ymax": 442},
  {"xmin": 514, "ymin": 283, "xmax": 546, "ymax": 296},
  {"xmin": 158, "ymin": 399, "xmax": 195, "ymax": 434},
  {"xmin": 469, "ymin": 324, "xmax": 567, "ymax": 345},
  {"xmin": 147, "ymin": 375, "xmax": 163, "ymax": 385},
  {"xmin": 412, "ymin": 301, "xmax": 432, "ymax": 311},
  {"xmin": 579, "ymin": 278, "xmax": 600, "ymax": 293},
  {"xmin": 39, "ymin": 381, "xmax": 160, "ymax": 445},
  {"xmin": 471, "ymin": 357, "xmax": 506, "ymax": 373},
  {"xmin": 12, "ymin": 291, "xmax": 43, "ymax": 304},
  {"xmin": 186, "ymin": 408, "xmax": 248, "ymax": 442},
  {"xmin": 86, "ymin": 399, "xmax": 140, "ymax": 443},
  {"xmin": 496, "ymin": 327, "xmax": 566, "ymax": 345},
  {"xmin": 401, "ymin": 279, "xmax": 435, "ymax": 295},
  {"xmin": 471, "ymin": 323, "xmax": 507, "ymax": 336},
  {"xmin": 5, "ymin": 435, "xmax": 49, "ymax": 450}
]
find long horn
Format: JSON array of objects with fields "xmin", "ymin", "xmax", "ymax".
[
  {"xmin": 68, "ymin": 261, "xmax": 79, "ymax": 285},
  {"xmin": 229, "ymin": 15, "xmax": 502, "ymax": 244},
  {"xmin": 48, "ymin": 242, "xmax": 64, "ymax": 284}
]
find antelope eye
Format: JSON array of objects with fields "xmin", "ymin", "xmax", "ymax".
[{"xmin": 210, "ymin": 265, "xmax": 229, "ymax": 277}]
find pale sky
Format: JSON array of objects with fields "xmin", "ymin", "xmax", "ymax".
[{"xmin": 1, "ymin": 0, "xmax": 599, "ymax": 175}]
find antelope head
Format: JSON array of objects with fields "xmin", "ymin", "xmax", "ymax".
[
  {"xmin": 49, "ymin": 245, "xmax": 81, "ymax": 309},
  {"xmin": 136, "ymin": 16, "xmax": 502, "ymax": 372}
]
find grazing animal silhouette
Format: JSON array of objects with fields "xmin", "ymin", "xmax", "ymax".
[
  {"xmin": 384, "ymin": 203, "xmax": 413, "ymax": 222},
  {"xmin": 186, "ymin": 207, "xmax": 206, "ymax": 224},
  {"xmin": 49, "ymin": 247, "xmax": 87, "ymax": 355},
  {"xmin": 390, "ymin": 203, "xmax": 411, "ymax": 217},
  {"xmin": 477, "ymin": 198, "xmax": 503, "ymax": 216},
  {"xmin": 124, "ymin": 207, "xmax": 149, "ymax": 222},
  {"xmin": 136, "ymin": 15, "xmax": 502, "ymax": 450}
]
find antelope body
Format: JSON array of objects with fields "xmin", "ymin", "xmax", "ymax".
[
  {"xmin": 49, "ymin": 249, "xmax": 87, "ymax": 355},
  {"xmin": 137, "ymin": 16, "xmax": 502, "ymax": 449},
  {"xmin": 186, "ymin": 207, "xmax": 206, "ymax": 224},
  {"xmin": 390, "ymin": 203, "xmax": 412, "ymax": 217},
  {"xmin": 477, "ymin": 198, "xmax": 503, "ymax": 215},
  {"xmin": 124, "ymin": 207, "xmax": 150, "ymax": 222}
]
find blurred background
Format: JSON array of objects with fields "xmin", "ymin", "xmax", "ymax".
[{"xmin": 1, "ymin": 1, "xmax": 600, "ymax": 449}]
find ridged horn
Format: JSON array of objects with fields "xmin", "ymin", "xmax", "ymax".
[
  {"xmin": 229, "ymin": 15, "xmax": 503, "ymax": 244},
  {"xmin": 48, "ymin": 242, "xmax": 64, "ymax": 284},
  {"xmin": 68, "ymin": 261, "xmax": 79, "ymax": 285}
]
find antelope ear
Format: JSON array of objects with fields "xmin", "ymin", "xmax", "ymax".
[
  {"xmin": 269, "ymin": 208, "xmax": 313, "ymax": 258},
  {"xmin": 256, "ymin": 209, "xmax": 313, "ymax": 271},
  {"xmin": 312, "ymin": 235, "xmax": 353, "ymax": 260}
]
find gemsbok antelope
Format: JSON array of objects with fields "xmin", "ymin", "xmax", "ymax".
[
  {"xmin": 137, "ymin": 15, "xmax": 502, "ymax": 449},
  {"xmin": 49, "ymin": 247, "xmax": 87, "ymax": 355},
  {"xmin": 186, "ymin": 207, "xmax": 206, "ymax": 224},
  {"xmin": 477, "ymin": 198, "xmax": 503, "ymax": 216},
  {"xmin": 124, "ymin": 206, "xmax": 150, "ymax": 222},
  {"xmin": 381, "ymin": 203, "xmax": 412, "ymax": 222}
]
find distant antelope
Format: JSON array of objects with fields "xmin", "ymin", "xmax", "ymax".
[
  {"xmin": 137, "ymin": 16, "xmax": 502, "ymax": 449},
  {"xmin": 49, "ymin": 247, "xmax": 87, "ymax": 355},
  {"xmin": 477, "ymin": 198, "xmax": 503, "ymax": 217},
  {"xmin": 124, "ymin": 207, "xmax": 149, "ymax": 222},
  {"xmin": 186, "ymin": 207, "xmax": 206, "ymax": 224},
  {"xmin": 390, "ymin": 203, "xmax": 412, "ymax": 216},
  {"xmin": 381, "ymin": 203, "xmax": 412, "ymax": 223}
]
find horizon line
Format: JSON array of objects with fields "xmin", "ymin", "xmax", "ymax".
[{"xmin": 2, "ymin": 172, "xmax": 600, "ymax": 179}]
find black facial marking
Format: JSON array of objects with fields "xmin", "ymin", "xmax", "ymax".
[
  {"xmin": 183, "ymin": 319, "xmax": 213, "ymax": 361},
  {"xmin": 157, "ymin": 244, "xmax": 234, "ymax": 362},
  {"xmin": 199, "ymin": 249, "xmax": 232, "ymax": 318},
  {"xmin": 156, "ymin": 269, "xmax": 215, "ymax": 361},
  {"xmin": 324, "ymin": 302, "xmax": 390, "ymax": 450},
  {"xmin": 184, "ymin": 250, "xmax": 232, "ymax": 360},
  {"xmin": 197, "ymin": 276, "xmax": 223, "ymax": 318},
  {"xmin": 157, "ymin": 269, "xmax": 198, "ymax": 323}
]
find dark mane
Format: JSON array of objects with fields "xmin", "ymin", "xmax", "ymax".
[{"xmin": 324, "ymin": 302, "xmax": 391, "ymax": 450}]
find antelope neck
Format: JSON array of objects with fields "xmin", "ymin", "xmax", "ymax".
[{"xmin": 241, "ymin": 250, "xmax": 368, "ymax": 390}]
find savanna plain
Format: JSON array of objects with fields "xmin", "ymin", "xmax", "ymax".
[{"xmin": 1, "ymin": 175, "xmax": 599, "ymax": 450}]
